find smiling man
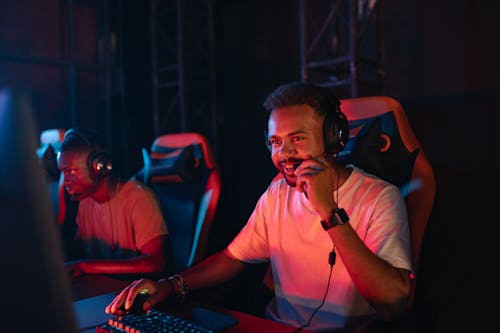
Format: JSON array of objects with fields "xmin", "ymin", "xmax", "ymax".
[{"xmin": 106, "ymin": 82, "xmax": 412, "ymax": 333}]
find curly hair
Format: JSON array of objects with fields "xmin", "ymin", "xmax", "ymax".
[{"xmin": 262, "ymin": 81, "xmax": 341, "ymax": 118}]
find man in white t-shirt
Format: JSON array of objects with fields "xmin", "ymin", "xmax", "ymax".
[{"xmin": 106, "ymin": 82, "xmax": 413, "ymax": 332}]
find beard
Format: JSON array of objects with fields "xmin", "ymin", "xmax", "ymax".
[{"xmin": 277, "ymin": 158, "xmax": 303, "ymax": 187}]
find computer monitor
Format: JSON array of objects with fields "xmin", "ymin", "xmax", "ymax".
[{"xmin": 0, "ymin": 88, "xmax": 78, "ymax": 332}]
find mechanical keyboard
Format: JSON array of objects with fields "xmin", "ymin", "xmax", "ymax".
[{"xmin": 96, "ymin": 308, "xmax": 237, "ymax": 333}]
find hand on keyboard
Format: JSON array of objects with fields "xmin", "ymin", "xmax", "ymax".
[{"xmin": 105, "ymin": 278, "xmax": 171, "ymax": 315}]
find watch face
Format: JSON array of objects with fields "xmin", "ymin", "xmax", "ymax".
[
  {"xmin": 321, "ymin": 208, "xmax": 349, "ymax": 230},
  {"xmin": 336, "ymin": 208, "xmax": 349, "ymax": 223}
]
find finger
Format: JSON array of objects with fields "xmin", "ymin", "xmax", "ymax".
[
  {"xmin": 105, "ymin": 288, "xmax": 127, "ymax": 314},
  {"xmin": 124, "ymin": 279, "xmax": 158, "ymax": 310},
  {"xmin": 295, "ymin": 168, "xmax": 320, "ymax": 182},
  {"xmin": 124, "ymin": 280, "xmax": 145, "ymax": 311},
  {"xmin": 106, "ymin": 284, "xmax": 133, "ymax": 314},
  {"xmin": 296, "ymin": 178, "xmax": 305, "ymax": 193}
]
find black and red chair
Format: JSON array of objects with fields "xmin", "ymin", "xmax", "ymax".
[
  {"xmin": 36, "ymin": 128, "xmax": 77, "ymax": 228},
  {"xmin": 135, "ymin": 132, "xmax": 222, "ymax": 273},
  {"xmin": 339, "ymin": 96, "xmax": 435, "ymax": 276},
  {"xmin": 37, "ymin": 128, "xmax": 80, "ymax": 258},
  {"xmin": 37, "ymin": 128, "xmax": 66, "ymax": 215}
]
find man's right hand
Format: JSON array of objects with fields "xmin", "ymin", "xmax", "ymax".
[{"xmin": 105, "ymin": 278, "xmax": 172, "ymax": 314}]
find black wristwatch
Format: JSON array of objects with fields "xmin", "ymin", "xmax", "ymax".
[{"xmin": 320, "ymin": 208, "xmax": 349, "ymax": 230}]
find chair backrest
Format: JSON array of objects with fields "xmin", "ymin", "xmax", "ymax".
[
  {"xmin": 40, "ymin": 128, "xmax": 66, "ymax": 148},
  {"xmin": 135, "ymin": 132, "xmax": 221, "ymax": 273},
  {"xmin": 36, "ymin": 128, "xmax": 67, "ymax": 222},
  {"xmin": 338, "ymin": 96, "xmax": 435, "ymax": 275},
  {"xmin": 36, "ymin": 128, "xmax": 79, "ymax": 257},
  {"xmin": 37, "ymin": 128, "xmax": 66, "ymax": 181}
]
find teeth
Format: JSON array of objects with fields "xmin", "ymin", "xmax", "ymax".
[
  {"xmin": 283, "ymin": 165, "xmax": 296, "ymax": 174},
  {"xmin": 281, "ymin": 161, "xmax": 301, "ymax": 174}
]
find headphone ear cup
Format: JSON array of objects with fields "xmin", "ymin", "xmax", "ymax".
[
  {"xmin": 335, "ymin": 111, "xmax": 349, "ymax": 152},
  {"xmin": 323, "ymin": 114, "xmax": 336, "ymax": 154},
  {"xmin": 88, "ymin": 151, "xmax": 113, "ymax": 180},
  {"xmin": 323, "ymin": 110, "xmax": 349, "ymax": 154}
]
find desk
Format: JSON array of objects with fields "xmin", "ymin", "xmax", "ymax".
[
  {"xmin": 72, "ymin": 275, "xmax": 315, "ymax": 333},
  {"xmin": 71, "ymin": 275, "xmax": 130, "ymax": 301},
  {"xmin": 186, "ymin": 304, "xmax": 315, "ymax": 333}
]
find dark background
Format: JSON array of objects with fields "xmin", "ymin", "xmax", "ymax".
[{"xmin": 1, "ymin": 0, "xmax": 499, "ymax": 331}]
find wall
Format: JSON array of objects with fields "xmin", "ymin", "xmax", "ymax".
[{"xmin": 386, "ymin": 1, "xmax": 499, "ymax": 331}]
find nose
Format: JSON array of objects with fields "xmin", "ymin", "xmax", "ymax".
[
  {"xmin": 277, "ymin": 139, "xmax": 296, "ymax": 157},
  {"xmin": 62, "ymin": 173, "xmax": 73, "ymax": 184}
]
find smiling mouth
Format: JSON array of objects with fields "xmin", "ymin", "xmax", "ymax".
[{"xmin": 280, "ymin": 160, "xmax": 302, "ymax": 176}]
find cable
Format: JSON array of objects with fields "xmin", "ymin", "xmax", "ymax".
[
  {"xmin": 291, "ymin": 249, "xmax": 335, "ymax": 333},
  {"xmin": 291, "ymin": 162, "xmax": 341, "ymax": 333},
  {"xmin": 334, "ymin": 160, "xmax": 340, "ymax": 208}
]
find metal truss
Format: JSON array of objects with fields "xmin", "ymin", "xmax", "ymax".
[
  {"xmin": 0, "ymin": 0, "xmax": 121, "ymax": 140},
  {"xmin": 150, "ymin": 0, "xmax": 218, "ymax": 150},
  {"xmin": 299, "ymin": 0, "xmax": 386, "ymax": 97}
]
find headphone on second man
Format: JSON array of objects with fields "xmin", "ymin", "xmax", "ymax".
[
  {"xmin": 63, "ymin": 128, "xmax": 113, "ymax": 181},
  {"xmin": 322, "ymin": 96, "xmax": 350, "ymax": 155}
]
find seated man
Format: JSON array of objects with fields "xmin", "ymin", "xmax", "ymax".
[
  {"xmin": 57, "ymin": 127, "xmax": 169, "ymax": 278},
  {"xmin": 106, "ymin": 82, "xmax": 412, "ymax": 332}
]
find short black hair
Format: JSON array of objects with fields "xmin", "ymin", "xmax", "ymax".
[
  {"xmin": 60, "ymin": 127, "xmax": 105, "ymax": 154},
  {"xmin": 262, "ymin": 81, "xmax": 341, "ymax": 118}
]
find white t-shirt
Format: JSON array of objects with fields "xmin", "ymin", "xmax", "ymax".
[
  {"xmin": 76, "ymin": 180, "xmax": 168, "ymax": 259},
  {"xmin": 227, "ymin": 166, "xmax": 411, "ymax": 332}
]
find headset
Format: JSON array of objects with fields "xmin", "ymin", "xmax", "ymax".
[
  {"xmin": 322, "ymin": 97, "xmax": 350, "ymax": 155},
  {"xmin": 63, "ymin": 128, "xmax": 113, "ymax": 181},
  {"xmin": 264, "ymin": 93, "xmax": 349, "ymax": 156}
]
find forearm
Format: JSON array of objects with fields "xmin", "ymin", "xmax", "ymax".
[
  {"xmin": 171, "ymin": 249, "xmax": 247, "ymax": 292},
  {"xmin": 329, "ymin": 224, "xmax": 411, "ymax": 319},
  {"xmin": 71, "ymin": 254, "xmax": 165, "ymax": 275}
]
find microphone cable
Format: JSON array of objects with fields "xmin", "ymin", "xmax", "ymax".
[
  {"xmin": 291, "ymin": 249, "xmax": 335, "ymax": 333},
  {"xmin": 291, "ymin": 163, "xmax": 341, "ymax": 333}
]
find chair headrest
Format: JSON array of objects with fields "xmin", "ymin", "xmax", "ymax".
[
  {"xmin": 152, "ymin": 133, "xmax": 217, "ymax": 170},
  {"xmin": 40, "ymin": 128, "xmax": 66, "ymax": 145},
  {"xmin": 338, "ymin": 112, "xmax": 419, "ymax": 190}
]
